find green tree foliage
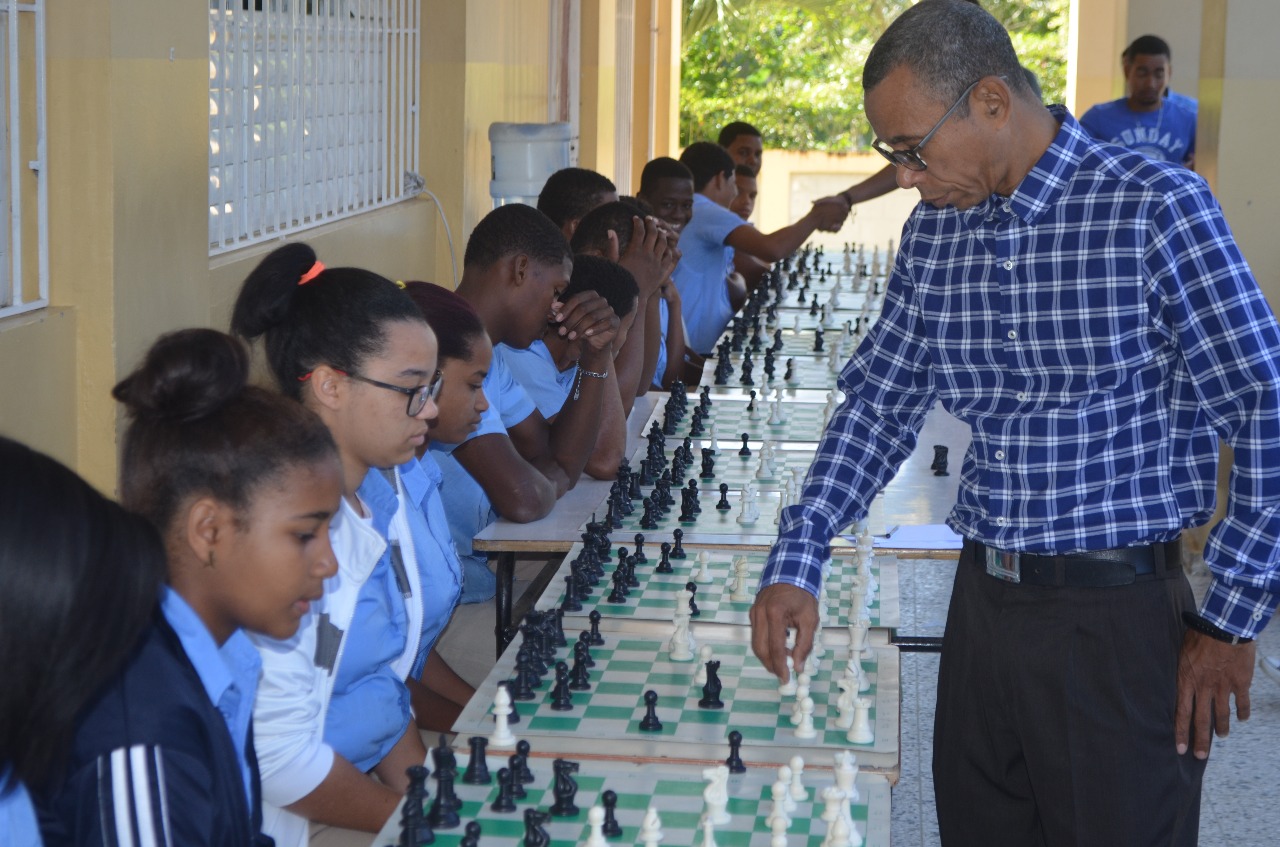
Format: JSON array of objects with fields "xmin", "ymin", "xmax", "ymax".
[{"xmin": 681, "ymin": 0, "xmax": 1068, "ymax": 151}]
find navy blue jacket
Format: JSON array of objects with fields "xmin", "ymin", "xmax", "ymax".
[{"xmin": 37, "ymin": 611, "xmax": 273, "ymax": 847}]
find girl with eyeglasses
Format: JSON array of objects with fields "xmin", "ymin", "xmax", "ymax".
[{"xmin": 231, "ymin": 243, "xmax": 463, "ymax": 844}]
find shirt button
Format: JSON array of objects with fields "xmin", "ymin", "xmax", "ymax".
[
  {"xmin": 1007, "ymin": 330, "xmax": 1017, "ymax": 340},
  {"xmin": 1254, "ymin": 611, "xmax": 1265, "ymax": 621},
  {"xmin": 1016, "ymin": 391, "xmax": 1028, "ymax": 402},
  {"xmin": 1003, "ymin": 203, "xmax": 1012, "ymax": 213},
  {"xmin": 995, "ymin": 516, "xmax": 1007, "ymax": 527},
  {"xmin": 994, "ymin": 450, "xmax": 1006, "ymax": 460},
  {"xmin": 1003, "ymin": 260, "xmax": 1014, "ymax": 270}
]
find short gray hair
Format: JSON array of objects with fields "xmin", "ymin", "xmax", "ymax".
[{"xmin": 863, "ymin": 0, "xmax": 1031, "ymax": 114}]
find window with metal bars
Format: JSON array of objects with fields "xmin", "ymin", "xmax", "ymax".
[
  {"xmin": 208, "ymin": 0, "xmax": 421, "ymax": 255},
  {"xmin": 0, "ymin": 0, "xmax": 48, "ymax": 320}
]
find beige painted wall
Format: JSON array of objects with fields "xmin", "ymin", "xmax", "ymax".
[{"xmin": 1126, "ymin": 0, "xmax": 1202, "ymax": 103}]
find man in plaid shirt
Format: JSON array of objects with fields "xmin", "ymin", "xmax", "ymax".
[{"xmin": 751, "ymin": 2, "xmax": 1278, "ymax": 844}]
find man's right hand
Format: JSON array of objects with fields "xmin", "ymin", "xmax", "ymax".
[{"xmin": 750, "ymin": 583, "xmax": 819, "ymax": 683}]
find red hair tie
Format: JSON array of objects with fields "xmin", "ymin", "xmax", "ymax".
[{"xmin": 298, "ymin": 261, "xmax": 325, "ymax": 286}]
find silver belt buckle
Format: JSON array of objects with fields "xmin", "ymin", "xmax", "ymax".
[{"xmin": 985, "ymin": 547, "xmax": 1021, "ymax": 583}]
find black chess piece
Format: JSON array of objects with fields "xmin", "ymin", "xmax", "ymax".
[
  {"xmin": 638, "ymin": 690, "xmax": 663, "ymax": 732},
  {"xmin": 549, "ymin": 661, "xmax": 574, "ymax": 710},
  {"xmin": 587, "ymin": 609, "xmax": 605, "ymax": 645},
  {"xmin": 725, "ymin": 730, "xmax": 747, "ymax": 774},
  {"xmin": 639, "ymin": 497, "xmax": 658, "ymax": 530},
  {"xmin": 577, "ymin": 631, "xmax": 596, "ymax": 666},
  {"xmin": 523, "ymin": 808, "xmax": 551, "ymax": 847},
  {"xmin": 632, "ymin": 533, "xmax": 647, "ymax": 563},
  {"xmin": 678, "ymin": 488, "xmax": 696, "ymax": 523},
  {"xmin": 814, "ymin": 327, "xmax": 825, "ymax": 352},
  {"xmin": 932, "ymin": 444, "xmax": 950, "ymax": 476},
  {"xmin": 747, "ymin": 389, "xmax": 757, "ymax": 414},
  {"xmin": 685, "ymin": 581, "xmax": 700, "ymax": 617},
  {"xmin": 514, "ymin": 740, "xmax": 535, "ymax": 784},
  {"xmin": 427, "ymin": 769, "xmax": 461, "ymax": 829},
  {"xmin": 462, "ymin": 736, "xmax": 492, "ymax": 785},
  {"xmin": 784, "ymin": 358, "xmax": 795, "ymax": 382},
  {"xmin": 716, "ymin": 483, "xmax": 731, "ymax": 511},
  {"xmin": 739, "ymin": 433, "xmax": 752, "ymax": 457},
  {"xmin": 687, "ymin": 480, "xmax": 702, "ymax": 515},
  {"xmin": 459, "ymin": 821, "xmax": 482, "ymax": 847},
  {"xmin": 670, "ymin": 528, "xmax": 686, "ymax": 559},
  {"xmin": 656, "ymin": 541, "xmax": 674, "ymax": 574},
  {"xmin": 549, "ymin": 759, "xmax": 581, "ymax": 817},
  {"xmin": 506, "ymin": 755, "xmax": 527, "ymax": 799},
  {"xmin": 431, "ymin": 734, "xmax": 457, "ymax": 777},
  {"xmin": 490, "ymin": 767, "xmax": 517, "ymax": 812},
  {"xmin": 401, "ymin": 765, "xmax": 434, "ymax": 847},
  {"xmin": 601, "ymin": 789, "xmax": 623, "ymax": 837},
  {"xmin": 700, "ymin": 448, "xmax": 715, "ymax": 479},
  {"xmin": 698, "ymin": 660, "xmax": 724, "ymax": 709},
  {"xmin": 569, "ymin": 642, "xmax": 592, "ymax": 690},
  {"xmin": 606, "ymin": 572, "xmax": 628, "ymax": 604},
  {"xmin": 559, "ymin": 573, "xmax": 582, "ymax": 612}
]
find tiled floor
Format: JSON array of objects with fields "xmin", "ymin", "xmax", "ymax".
[{"xmin": 436, "ymin": 554, "xmax": 1280, "ymax": 846}]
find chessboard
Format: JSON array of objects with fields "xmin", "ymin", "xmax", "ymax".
[
  {"xmin": 451, "ymin": 618, "xmax": 901, "ymax": 770},
  {"xmin": 710, "ymin": 350, "xmax": 853, "ymax": 393},
  {"xmin": 369, "ymin": 753, "xmax": 892, "ymax": 847},
  {"xmin": 639, "ymin": 394, "xmax": 839, "ymax": 444},
  {"xmin": 588, "ymin": 485, "xmax": 785, "ymax": 539},
  {"xmin": 537, "ymin": 542, "xmax": 900, "ymax": 629},
  {"xmin": 627, "ymin": 440, "xmax": 818, "ymax": 490}
]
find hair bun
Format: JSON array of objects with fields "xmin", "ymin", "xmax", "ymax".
[{"xmin": 113, "ymin": 328, "xmax": 250, "ymax": 423}]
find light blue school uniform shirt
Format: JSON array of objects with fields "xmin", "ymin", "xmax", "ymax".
[
  {"xmin": 496, "ymin": 340, "xmax": 575, "ymax": 419},
  {"xmin": 652, "ymin": 298, "xmax": 670, "ymax": 388},
  {"xmin": 1079, "ymin": 96, "xmax": 1196, "ymax": 164},
  {"xmin": 672, "ymin": 192, "xmax": 745, "ymax": 354},
  {"xmin": 160, "ymin": 587, "xmax": 261, "ymax": 808},
  {"xmin": 399, "ymin": 454, "xmax": 463, "ymax": 661},
  {"xmin": 325, "ymin": 473, "xmax": 410, "ymax": 772},
  {"xmin": 1, "ymin": 767, "xmax": 41, "ymax": 847},
  {"xmin": 430, "ymin": 353, "xmax": 537, "ymax": 602}
]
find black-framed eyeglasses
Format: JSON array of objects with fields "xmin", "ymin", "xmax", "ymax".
[
  {"xmin": 343, "ymin": 369, "xmax": 443, "ymax": 417},
  {"xmin": 871, "ymin": 78, "xmax": 983, "ymax": 172}
]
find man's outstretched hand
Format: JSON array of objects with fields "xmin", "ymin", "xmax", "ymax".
[{"xmin": 750, "ymin": 583, "xmax": 819, "ymax": 683}]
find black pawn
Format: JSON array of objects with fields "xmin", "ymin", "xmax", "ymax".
[
  {"xmin": 576, "ymin": 631, "xmax": 596, "ymax": 667},
  {"xmin": 427, "ymin": 770, "xmax": 461, "ymax": 829},
  {"xmin": 670, "ymin": 528, "xmax": 686, "ymax": 559},
  {"xmin": 514, "ymin": 740, "xmax": 536, "ymax": 783},
  {"xmin": 656, "ymin": 541, "xmax": 674, "ymax": 573},
  {"xmin": 569, "ymin": 642, "xmax": 592, "ymax": 690},
  {"xmin": 549, "ymin": 661, "xmax": 574, "ymax": 710},
  {"xmin": 638, "ymin": 690, "xmax": 663, "ymax": 732},
  {"xmin": 716, "ymin": 483, "xmax": 731, "ymax": 511},
  {"xmin": 746, "ymin": 389, "xmax": 757, "ymax": 413},
  {"xmin": 601, "ymin": 790, "xmax": 623, "ymax": 837},
  {"xmin": 490, "ymin": 767, "xmax": 516, "ymax": 812},
  {"xmin": 632, "ymin": 533, "xmax": 647, "ymax": 563},
  {"xmin": 739, "ymin": 433, "xmax": 752, "ymax": 457},
  {"xmin": 506, "ymin": 755, "xmax": 527, "ymax": 799},
  {"xmin": 725, "ymin": 730, "xmax": 747, "ymax": 774},
  {"xmin": 587, "ymin": 609, "xmax": 605, "ymax": 645},
  {"xmin": 462, "ymin": 736, "xmax": 492, "ymax": 785},
  {"xmin": 459, "ymin": 821, "xmax": 482, "ymax": 847},
  {"xmin": 685, "ymin": 581, "xmax": 700, "ymax": 617}
]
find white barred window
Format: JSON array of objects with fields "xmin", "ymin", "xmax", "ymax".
[
  {"xmin": 0, "ymin": 0, "xmax": 48, "ymax": 320},
  {"xmin": 208, "ymin": 0, "xmax": 421, "ymax": 255}
]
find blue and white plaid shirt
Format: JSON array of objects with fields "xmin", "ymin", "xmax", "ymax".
[{"xmin": 763, "ymin": 107, "xmax": 1280, "ymax": 639}]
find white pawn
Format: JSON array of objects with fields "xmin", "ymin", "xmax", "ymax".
[
  {"xmin": 694, "ymin": 644, "xmax": 715, "ymax": 684},
  {"xmin": 585, "ymin": 805, "xmax": 609, "ymax": 847},
  {"xmin": 790, "ymin": 676, "xmax": 810, "ymax": 725},
  {"xmin": 827, "ymin": 344, "xmax": 842, "ymax": 374},
  {"xmin": 768, "ymin": 398, "xmax": 785, "ymax": 426},
  {"xmin": 795, "ymin": 696, "xmax": 817, "ymax": 739},
  {"xmin": 755, "ymin": 455, "xmax": 771, "ymax": 480},
  {"xmin": 811, "ymin": 622, "xmax": 827, "ymax": 659},
  {"xmin": 729, "ymin": 556, "xmax": 751, "ymax": 601},
  {"xmin": 694, "ymin": 550, "xmax": 714, "ymax": 584},
  {"xmin": 847, "ymin": 697, "xmax": 874, "ymax": 744},
  {"xmin": 778, "ymin": 656, "xmax": 798, "ymax": 696},
  {"xmin": 489, "ymin": 683, "xmax": 517, "ymax": 748},
  {"xmin": 639, "ymin": 806, "xmax": 664, "ymax": 846},
  {"xmin": 708, "ymin": 422, "xmax": 719, "ymax": 448},
  {"xmin": 770, "ymin": 812, "xmax": 790, "ymax": 847},
  {"xmin": 698, "ymin": 817, "xmax": 718, "ymax": 847},
  {"xmin": 736, "ymin": 490, "xmax": 756, "ymax": 526},
  {"xmin": 792, "ymin": 314, "xmax": 801, "ymax": 333},
  {"xmin": 748, "ymin": 397, "xmax": 763, "ymax": 421},
  {"xmin": 788, "ymin": 755, "xmax": 808, "ymax": 802},
  {"xmin": 823, "ymin": 810, "xmax": 853, "ymax": 847},
  {"xmin": 803, "ymin": 649, "xmax": 820, "ymax": 676},
  {"xmin": 774, "ymin": 765, "xmax": 797, "ymax": 814}
]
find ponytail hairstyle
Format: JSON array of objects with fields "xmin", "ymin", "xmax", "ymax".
[
  {"xmin": 112, "ymin": 328, "xmax": 337, "ymax": 534},
  {"xmin": 0, "ymin": 437, "xmax": 165, "ymax": 790},
  {"xmin": 401, "ymin": 281, "xmax": 489, "ymax": 365},
  {"xmin": 229, "ymin": 242, "xmax": 426, "ymax": 399}
]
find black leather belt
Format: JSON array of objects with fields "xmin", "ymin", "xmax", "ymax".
[{"xmin": 972, "ymin": 538, "xmax": 1182, "ymax": 588}]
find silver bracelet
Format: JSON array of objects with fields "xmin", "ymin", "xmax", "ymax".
[{"xmin": 573, "ymin": 367, "xmax": 609, "ymax": 400}]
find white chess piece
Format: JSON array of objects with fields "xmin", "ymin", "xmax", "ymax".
[
  {"xmin": 768, "ymin": 397, "xmax": 785, "ymax": 426},
  {"xmin": 803, "ymin": 649, "xmax": 820, "ymax": 676},
  {"xmin": 729, "ymin": 556, "xmax": 751, "ymax": 601},
  {"xmin": 834, "ymin": 751, "xmax": 861, "ymax": 803},
  {"xmin": 694, "ymin": 550, "xmax": 714, "ymax": 584},
  {"xmin": 736, "ymin": 487, "xmax": 755, "ymax": 525},
  {"xmin": 789, "ymin": 755, "xmax": 808, "ymax": 802},
  {"xmin": 835, "ymin": 678, "xmax": 856, "ymax": 729},
  {"xmin": 585, "ymin": 806, "xmax": 609, "ymax": 847},
  {"xmin": 792, "ymin": 314, "xmax": 801, "ymax": 333},
  {"xmin": 848, "ymin": 581, "xmax": 867, "ymax": 623},
  {"xmin": 755, "ymin": 455, "xmax": 770, "ymax": 480},
  {"xmin": 847, "ymin": 697, "xmax": 874, "ymax": 744},
  {"xmin": 774, "ymin": 766, "xmax": 797, "ymax": 814},
  {"xmin": 795, "ymin": 697, "xmax": 817, "ymax": 739},
  {"xmin": 639, "ymin": 806, "xmax": 664, "ymax": 846},
  {"xmin": 694, "ymin": 644, "xmax": 715, "ymax": 684},
  {"xmin": 669, "ymin": 612, "xmax": 695, "ymax": 661},
  {"xmin": 778, "ymin": 656, "xmax": 798, "ymax": 696},
  {"xmin": 489, "ymin": 683, "xmax": 517, "ymax": 748},
  {"xmin": 701, "ymin": 765, "xmax": 731, "ymax": 825},
  {"xmin": 790, "ymin": 676, "xmax": 810, "ymax": 725},
  {"xmin": 823, "ymin": 810, "xmax": 853, "ymax": 847},
  {"xmin": 848, "ymin": 619, "xmax": 869, "ymax": 660},
  {"xmin": 845, "ymin": 655, "xmax": 871, "ymax": 693},
  {"xmin": 748, "ymin": 397, "xmax": 763, "ymax": 421},
  {"xmin": 811, "ymin": 622, "xmax": 826, "ymax": 659}
]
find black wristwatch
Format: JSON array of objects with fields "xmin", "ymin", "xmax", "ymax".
[{"xmin": 1181, "ymin": 611, "xmax": 1254, "ymax": 645}]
